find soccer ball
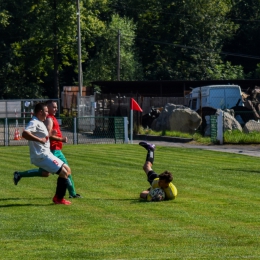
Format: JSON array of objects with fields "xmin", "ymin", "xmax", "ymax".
[{"xmin": 149, "ymin": 188, "xmax": 165, "ymax": 202}]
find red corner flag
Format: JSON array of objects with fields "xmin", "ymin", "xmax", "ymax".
[{"xmin": 131, "ymin": 98, "xmax": 143, "ymax": 112}]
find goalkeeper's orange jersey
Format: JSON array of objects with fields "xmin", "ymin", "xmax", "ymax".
[{"xmin": 147, "ymin": 178, "xmax": 178, "ymax": 201}]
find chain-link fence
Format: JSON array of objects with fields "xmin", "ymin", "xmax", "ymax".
[
  {"xmin": 0, "ymin": 99, "xmax": 60, "ymax": 118},
  {"xmin": 94, "ymin": 94, "xmax": 187, "ymax": 132},
  {"xmin": 0, "ymin": 116, "xmax": 128, "ymax": 146}
]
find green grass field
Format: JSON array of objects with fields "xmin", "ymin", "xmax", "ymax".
[{"xmin": 0, "ymin": 144, "xmax": 259, "ymax": 259}]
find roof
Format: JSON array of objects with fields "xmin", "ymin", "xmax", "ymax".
[
  {"xmin": 90, "ymin": 80, "xmax": 260, "ymax": 97},
  {"xmin": 191, "ymin": 85, "xmax": 241, "ymax": 92}
]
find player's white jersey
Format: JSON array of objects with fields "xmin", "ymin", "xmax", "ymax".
[{"xmin": 25, "ymin": 116, "xmax": 50, "ymax": 161}]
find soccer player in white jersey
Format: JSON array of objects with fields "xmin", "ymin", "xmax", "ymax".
[{"xmin": 14, "ymin": 103, "xmax": 72, "ymax": 205}]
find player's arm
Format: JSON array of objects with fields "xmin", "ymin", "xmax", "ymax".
[
  {"xmin": 163, "ymin": 183, "xmax": 178, "ymax": 200},
  {"xmin": 22, "ymin": 130, "xmax": 47, "ymax": 144},
  {"xmin": 44, "ymin": 118, "xmax": 53, "ymax": 136},
  {"xmin": 140, "ymin": 190, "xmax": 150, "ymax": 200}
]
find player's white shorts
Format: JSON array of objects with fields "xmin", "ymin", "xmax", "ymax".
[{"xmin": 31, "ymin": 152, "xmax": 64, "ymax": 174}]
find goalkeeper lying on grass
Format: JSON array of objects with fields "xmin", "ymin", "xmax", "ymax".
[{"xmin": 139, "ymin": 142, "xmax": 177, "ymax": 202}]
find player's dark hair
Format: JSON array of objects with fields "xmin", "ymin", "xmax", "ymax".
[
  {"xmin": 46, "ymin": 100, "xmax": 56, "ymax": 105},
  {"xmin": 159, "ymin": 171, "xmax": 173, "ymax": 183},
  {"xmin": 34, "ymin": 103, "xmax": 47, "ymax": 114}
]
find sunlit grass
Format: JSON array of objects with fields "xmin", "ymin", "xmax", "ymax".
[
  {"xmin": 138, "ymin": 127, "xmax": 194, "ymax": 138},
  {"xmin": 138, "ymin": 126, "xmax": 260, "ymax": 145},
  {"xmin": 224, "ymin": 130, "xmax": 260, "ymax": 144},
  {"xmin": 1, "ymin": 145, "xmax": 259, "ymax": 259},
  {"xmin": 192, "ymin": 132, "xmax": 212, "ymax": 144},
  {"xmin": 137, "ymin": 127, "xmax": 212, "ymax": 144}
]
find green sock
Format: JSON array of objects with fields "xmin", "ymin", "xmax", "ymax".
[
  {"xmin": 19, "ymin": 169, "xmax": 42, "ymax": 177},
  {"xmin": 67, "ymin": 174, "xmax": 76, "ymax": 196}
]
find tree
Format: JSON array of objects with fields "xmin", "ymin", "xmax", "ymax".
[
  {"xmin": 126, "ymin": 0, "xmax": 240, "ymax": 80},
  {"xmin": 0, "ymin": 0, "xmax": 109, "ymax": 98},
  {"xmin": 84, "ymin": 14, "xmax": 143, "ymax": 83},
  {"xmin": 224, "ymin": 0, "xmax": 260, "ymax": 77}
]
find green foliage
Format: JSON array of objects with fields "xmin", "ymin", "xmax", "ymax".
[
  {"xmin": 250, "ymin": 63, "xmax": 260, "ymax": 79},
  {"xmin": 0, "ymin": 145, "xmax": 259, "ymax": 259},
  {"xmin": 224, "ymin": 130, "xmax": 260, "ymax": 144},
  {"xmin": 0, "ymin": 9, "xmax": 9, "ymax": 27},
  {"xmin": 127, "ymin": 0, "xmax": 240, "ymax": 80},
  {"xmin": 137, "ymin": 127, "xmax": 162, "ymax": 136},
  {"xmin": 206, "ymin": 61, "xmax": 244, "ymax": 80},
  {"xmin": 84, "ymin": 14, "xmax": 143, "ymax": 82},
  {"xmin": 137, "ymin": 127, "xmax": 212, "ymax": 144},
  {"xmin": 2, "ymin": 0, "xmax": 260, "ymax": 98},
  {"xmin": 137, "ymin": 127, "xmax": 260, "ymax": 145},
  {"xmin": 0, "ymin": 0, "xmax": 109, "ymax": 98},
  {"xmin": 226, "ymin": 0, "xmax": 260, "ymax": 75},
  {"xmin": 192, "ymin": 132, "xmax": 212, "ymax": 144}
]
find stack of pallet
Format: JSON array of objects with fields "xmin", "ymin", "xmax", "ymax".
[{"xmin": 61, "ymin": 86, "xmax": 91, "ymax": 116}]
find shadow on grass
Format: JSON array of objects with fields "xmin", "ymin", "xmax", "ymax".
[
  {"xmin": 0, "ymin": 197, "xmax": 55, "ymax": 207},
  {"xmin": 0, "ymin": 197, "xmax": 52, "ymax": 201},
  {"xmin": 0, "ymin": 198, "xmax": 172, "ymax": 207},
  {"xmin": 0, "ymin": 203, "xmax": 54, "ymax": 207},
  {"xmin": 74, "ymin": 197, "xmax": 150, "ymax": 203},
  {"xmin": 222, "ymin": 168, "xmax": 260, "ymax": 174},
  {"xmin": 93, "ymin": 198, "xmax": 139, "ymax": 202}
]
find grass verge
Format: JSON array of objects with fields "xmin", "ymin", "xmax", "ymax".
[
  {"xmin": 138, "ymin": 127, "xmax": 212, "ymax": 144},
  {"xmin": 224, "ymin": 130, "xmax": 260, "ymax": 144}
]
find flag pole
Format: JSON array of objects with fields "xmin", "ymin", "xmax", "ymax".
[
  {"xmin": 130, "ymin": 109, "xmax": 133, "ymax": 144},
  {"xmin": 130, "ymin": 98, "xmax": 142, "ymax": 144}
]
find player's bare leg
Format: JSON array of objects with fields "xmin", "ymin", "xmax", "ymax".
[
  {"xmin": 143, "ymin": 161, "xmax": 153, "ymax": 175},
  {"xmin": 139, "ymin": 142, "xmax": 157, "ymax": 199},
  {"xmin": 139, "ymin": 141, "xmax": 155, "ymax": 174}
]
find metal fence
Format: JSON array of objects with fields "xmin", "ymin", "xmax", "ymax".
[
  {"xmin": 95, "ymin": 94, "xmax": 187, "ymax": 116},
  {"xmin": 0, "ymin": 116, "xmax": 128, "ymax": 146},
  {"xmin": 0, "ymin": 99, "xmax": 60, "ymax": 118},
  {"xmin": 94, "ymin": 94, "xmax": 187, "ymax": 131}
]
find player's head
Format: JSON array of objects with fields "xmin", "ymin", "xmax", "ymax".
[
  {"xmin": 158, "ymin": 171, "xmax": 173, "ymax": 188},
  {"xmin": 34, "ymin": 103, "xmax": 48, "ymax": 121},
  {"xmin": 46, "ymin": 100, "xmax": 58, "ymax": 116}
]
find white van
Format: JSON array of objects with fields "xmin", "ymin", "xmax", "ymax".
[{"xmin": 189, "ymin": 85, "xmax": 243, "ymax": 111}]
